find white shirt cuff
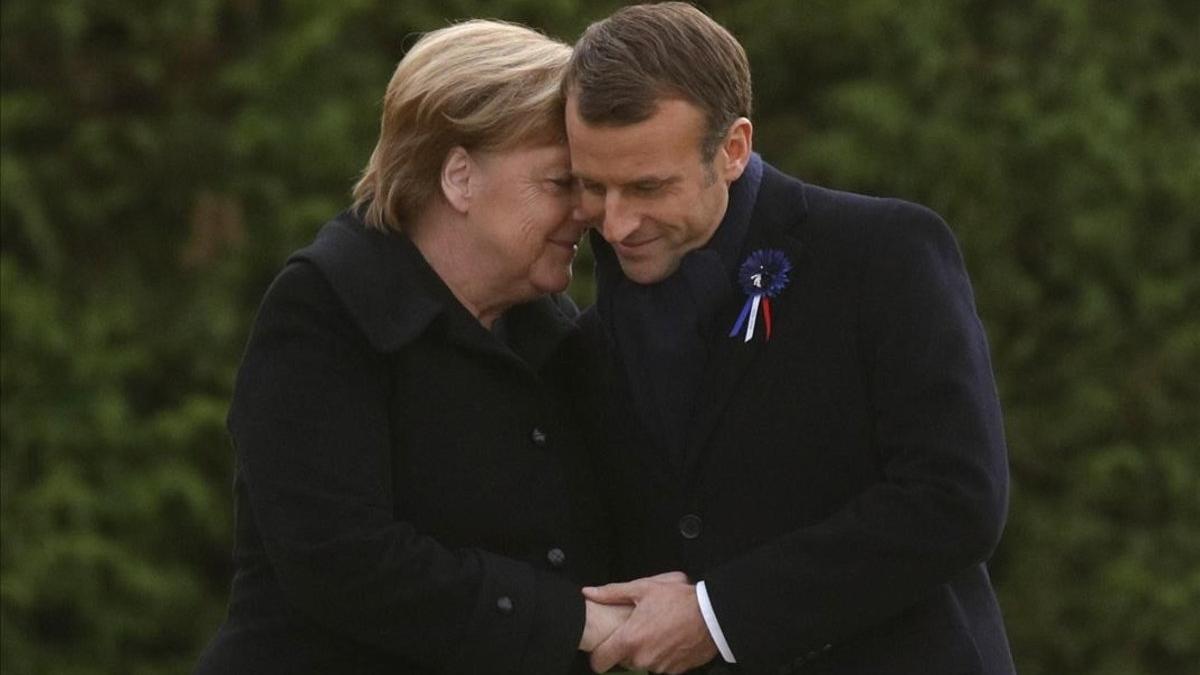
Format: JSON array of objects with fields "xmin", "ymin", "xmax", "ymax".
[{"xmin": 696, "ymin": 580, "xmax": 736, "ymax": 663}]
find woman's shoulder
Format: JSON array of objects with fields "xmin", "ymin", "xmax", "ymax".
[
  {"xmin": 280, "ymin": 212, "xmax": 443, "ymax": 353},
  {"xmin": 257, "ymin": 258, "xmax": 345, "ymax": 319},
  {"xmin": 267, "ymin": 258, "xmax": 337, "ymax": 302},
  {"xmin": 247, "ymin": 260, "xmax": 369, "ymax": 354}
]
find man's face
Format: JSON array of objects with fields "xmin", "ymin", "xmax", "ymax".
[{"xmin": 566, "ymin": 97, "xmax": 749, "ymax": 284}]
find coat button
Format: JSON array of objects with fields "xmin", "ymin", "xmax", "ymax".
[
  {"xmin": 678, "ymin": 513, "xmax": 702, "ymax": 539},
  {"xmin": 530, "ymin": 427, "xmax": 548, "ymax": 447},
  {"xmin": 496, "ymin": 596, "xmax": 514, "ymax": 614},
  {"xmin": 546, "ymin": 547, "xmax": 567, "ymax": 568}
]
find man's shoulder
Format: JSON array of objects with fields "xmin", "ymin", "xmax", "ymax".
[{"xmin": 759, "ymin": 162, "xmax": 952, "ymax": 250}]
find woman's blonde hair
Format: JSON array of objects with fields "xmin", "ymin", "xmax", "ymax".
[{"xmin": 353, "ymin": 20, "xmax": 571, "ymax": 232}]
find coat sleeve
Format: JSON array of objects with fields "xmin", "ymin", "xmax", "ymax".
[
  {"xmin": 228, "ymin": 261, "xmax": 584, "ymax": 675},
  {"xmin": 702, "ymin": 200, "xmax": 1009, "ymax": 668}
]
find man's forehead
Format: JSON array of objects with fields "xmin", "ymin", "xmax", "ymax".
[
  {"xmin": 566, "ymin": 100, "xmax": 705, "ymax": 182},
  {"xmin": 568, "ymin": 148, "xmax": 681, "ymax": 185}
]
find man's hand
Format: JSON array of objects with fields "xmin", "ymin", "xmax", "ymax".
[
  {"xmin": 584, "ymin": 571, "xmax": 718, "ymax": 674},
  {"xmin": 579, "ymin": 600, "xmax": 634, "ymax": 652}
]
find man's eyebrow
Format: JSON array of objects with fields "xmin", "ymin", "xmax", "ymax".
[
  {"xmin": 626, "ymin": 175, "xmax": 679, "ymax": 186},
  {"xmin": 569, "ymin": 172, "xmax": 682, "ymax": 187}
]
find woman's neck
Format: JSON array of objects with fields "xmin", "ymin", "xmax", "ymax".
[{"xmin": 408, "ymin": 206, "xmax": 509, "ymax": 329}]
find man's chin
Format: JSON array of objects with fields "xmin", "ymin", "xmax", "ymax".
[{"xmin": 616, "ymin": 258, "xmax": 675, "ymax": 286}]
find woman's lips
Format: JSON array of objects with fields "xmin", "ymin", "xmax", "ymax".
[{"xmin": 548, "ymin": 238, "xmax": 580, "ymax": 253}]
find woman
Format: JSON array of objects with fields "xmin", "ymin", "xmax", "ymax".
[{"xmin": 195, "ymin": 20, "xmax": 626, "ymax": 675}]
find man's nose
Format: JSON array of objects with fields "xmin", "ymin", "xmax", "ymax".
[
  {"xmin": 570, "ymin": 200, "xmax": 591, "ymax": 225},
  {"xmin": 572, "ymin": 188, "xmax": 603, "ymax": 229},
  {"xmin": 600, "ymin": 193, "xmax": 639, "ymax": 244}
]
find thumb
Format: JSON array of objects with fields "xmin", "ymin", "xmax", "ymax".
[{"xmin": 582, "ymin": 580, "xmax": 645, "ymax": 604}]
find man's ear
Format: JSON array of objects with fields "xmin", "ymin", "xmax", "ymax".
[
  {"xmin": 440, "ymin": 146, "xmax": 473, "ymax": 214},
  {"xmin": 719, "ymin": 117, "xmax": 753, "ymax": 184}
]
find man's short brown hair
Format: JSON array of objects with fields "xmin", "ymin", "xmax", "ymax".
[{"xmin": 564, "ymin": 2, "xmax": 752, "ymax": 161}]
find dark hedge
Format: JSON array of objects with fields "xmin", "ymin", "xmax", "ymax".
[{"xmin": 2, "ymin": 2, "xmax": 1197, "ymax": 673}]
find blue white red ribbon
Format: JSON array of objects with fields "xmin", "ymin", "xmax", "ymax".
[{"xmin": 729, "ymin": 249, "xmax": 792, "ymax": 342}]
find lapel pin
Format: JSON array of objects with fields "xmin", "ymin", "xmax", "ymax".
[{"xmin": 729, "ymin": 249, "xmax": 792, "ymax": 343}]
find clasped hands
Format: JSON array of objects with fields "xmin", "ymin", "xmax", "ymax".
[{"xmin": 578, "ymin": 571, "xmax": 718, "ymax": 674}]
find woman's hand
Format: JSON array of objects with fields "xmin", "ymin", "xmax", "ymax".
[{"xmin": 579, "ymin": 599, "xmax": 634, "ymax": 651}]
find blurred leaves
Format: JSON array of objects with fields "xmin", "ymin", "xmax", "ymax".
[{"xmin": 2, "ymin": 1, "xmax": 1198, "ymax": 674}]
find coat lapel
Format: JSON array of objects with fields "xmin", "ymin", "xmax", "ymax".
[
  {"xmin": 683, "ymin": 165, "xmax": 810, "ymax": 478},
  {"xmin": 683, "ymin": 309, "xmax": 767, "ymax": 476},
  {"xmin": 428, "ymin": 281, "xmax": 578, "ymax": 379},
  {"xmin": 497, "ymin": 295, "xmax": 578, "ymax": 373}
]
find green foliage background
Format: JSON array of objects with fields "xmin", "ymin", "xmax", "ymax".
[{"xmin": 2, "ymin": 1, "xmax": 1197, "ymax": 673}]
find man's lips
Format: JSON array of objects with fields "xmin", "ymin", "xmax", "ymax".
[{"xmin": 614, "ymin": 236, "xmax": 660, "ymax": 256}]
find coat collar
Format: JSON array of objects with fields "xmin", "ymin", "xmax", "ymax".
[
  {"xmin": 289, "ymin": 210, "xmax": 577, "ymax": 370},
  {"xmin": 742, "ymin": 159, "xmax": 809, "ymax": 247}
]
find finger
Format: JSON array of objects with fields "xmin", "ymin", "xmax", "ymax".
[
  {"xmin": 582, "ymin": 580, "xmax": 645, "ymax": 604},
  {"xmin": 589, "ymin": 629, "xmax": 627, "ymax": 673}
]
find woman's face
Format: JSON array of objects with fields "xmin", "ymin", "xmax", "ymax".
[{"xmin": 467, "ymin": 141, "xmax": 586, "ymax": 301}]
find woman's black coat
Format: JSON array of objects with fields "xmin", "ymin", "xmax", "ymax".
[{"xmin": 195, "ymin": 211, "xmax": 609, "ymax": 675}]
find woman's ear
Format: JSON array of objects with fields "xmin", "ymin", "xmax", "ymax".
[{"xmin": 440, "ymin": 146, "xmax": 473, "ymax": 214}]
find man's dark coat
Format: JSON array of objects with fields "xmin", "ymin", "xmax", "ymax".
[
  {"xmin": 584, "ymin": 163, "xmax": 1015, "ymax": 675},
  {"xmin": 195, "ymin": 212, "xmax": 609, "ymax": 675}
]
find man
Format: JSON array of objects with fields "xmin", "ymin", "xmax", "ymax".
[{"xmin": 565, "ymin": 3, "xmax": 1015, "ymax": 674}]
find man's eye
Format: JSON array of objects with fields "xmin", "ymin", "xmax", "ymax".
[
  {"xmin": 582, "ymin": 181, "xmax": 605, "ymax": 195},
  {"xmin": 633, "ymin": 182, "xmax": 661, "ymax": 193}
]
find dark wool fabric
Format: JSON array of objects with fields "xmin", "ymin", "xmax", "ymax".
[
  {"xmin": 196, "ymin": 212, "xmax": 610, "ymax": 675},
  {"xmin": 596, "ymin": 154, "xmax": 763, "ymax": 467},
  {"xmin": 582, "ymin": 161, "xmax": 1015, "ymax": 675}
]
